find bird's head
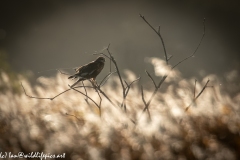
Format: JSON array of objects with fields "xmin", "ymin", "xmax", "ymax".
[{"xmin": 95, "ymin": 56, "xmax": 105, "ymax": 63}]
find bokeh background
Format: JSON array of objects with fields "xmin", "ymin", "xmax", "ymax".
[
  {"xmin": 1, "ymin": 1, "xmax": 240, "ymax": 159},
  {"xmin": 0, "ymin": 0, "xmax": 240, "ymax": 82}
]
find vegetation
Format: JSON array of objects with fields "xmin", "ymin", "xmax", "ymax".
[{"xmin": 0, "ymin": 15, "xmax": 239, "ymax": 160}]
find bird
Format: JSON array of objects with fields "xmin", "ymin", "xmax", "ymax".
[{"xmin": 68, "ymin": 56, "xmax": 105, "ymax": 87}]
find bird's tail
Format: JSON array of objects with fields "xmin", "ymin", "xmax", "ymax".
[
  {"xmin": 68, "ymin": 75, "xmax": 76, "ymax": 79},
  {"xmin": 70, "ymin": 78, "xmax": 86, "ymax": 88}
]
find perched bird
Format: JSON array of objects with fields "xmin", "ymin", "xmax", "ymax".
[{"xmin": 68, "ymin": 56, "xmax": 105, "ymax": 87}]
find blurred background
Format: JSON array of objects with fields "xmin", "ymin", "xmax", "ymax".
[
  {"xmin": 1, "ymin": 1, "xmax": 240, "ymax": 159},
  {"xmin": 0, "ymin": 0, "xmax": 240, "ymax": 82}
]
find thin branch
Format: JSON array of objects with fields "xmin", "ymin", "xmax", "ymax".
[
  {"xmin": 93, "ymin": 52, "xmax": 111, "ymax": 60},
  {"xmin": 110, "ymin": 56, "xmax": 112, "ymax": 72},
  {"xmin": 124, "ymin": 80, "xmax": 129, "ymax": 91},
  {"xmin": 140, "ymin": 14, "xmax": 168, "ymax": 64},
  {"xmin": 141, "ymin": 85, "xmax": 151, "ymax": 120},
  {"xmin": 22, "ymin": 81, "xmax": 96, "ymax": 105},
  {"xmin": 52, "ymin": 85, "xmax": 94, "ymax": 100},
  {"xmin": 167, "ymin": 54, "xmax": 173, "ymax": 61},
  {"xmin": 106, "ymin": 44, "xmax": 126, "ymax": 96},
  {"xmin": 99, "ymin": 71, "xmax": 117, "ymax": 86},
  {"xmin": 82, "ymin": 81, "xmax": 89, "ymax": 103},
  {"xmin": 125, "ymin": 77, "xmax": 141, "ymax": 96},
  {"xmin": 140, "ymin": 18, "xmax": 206, "ymax": 118},
  {"xmin": 141, "ymin": 86, "xmax": 147, "ymax": 106},
  {"xmin": 65, "ymin": 113, "xmax": 83, "ymax": 122},
  {"xmin": 92, "ymin": 83, "xmax": 102, "ymax": 116},
  {"xmin": 50, "ymin": 88, "xmax": 71, "ymax": 100},
  {"xmin": 142, "ymin": 75, "xmax": 167, "ymax": 113},
  {"xmin": 195, "ymin": 79, "xmax": 209, "ymax": 99},
  {"xmin": 21, "ymin": 82, "xmax": 52, "ymax": 100},
  {"xmin": 120, "ymin": 77, "xmax": 141, "ymax": 111},
  {"xmin": 68, "ymin": 84, "xmax": 100, "ymax": 109},
  {"xmin": 51, "ymin": 85, "xmax": 94, "ymax": 100},
  {"xmin": 158, "ymin": 26, "xmax": 160, "ymax": 34},
  {"xmin": 171, "ymin": 18, "xmax": 206, "ymax": 70},
  {"xmin": 97, "ymin": 87, "xmax": 117, "ymax": 107},
  {"xmin": 185, "ymin": 79, "xmax": 210, "ymax": 111},
  {"xmin": 99, "ymin": 44, "xmax": 129, "ymax": 112},
  {"xmin": 145, "ymin": 70, "xmax": 157, "ymax": 88},
  {"xmin": 95, "ymin": 44, "xmax": 139, "ymax": 112},
  {"xmin": 193, "ymin": 79, "xmax": 197, "ymax": 98}
]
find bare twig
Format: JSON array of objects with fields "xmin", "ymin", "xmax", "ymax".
[
  {"xmin": 93, "ymin": 52, "xmax": 111, "ymax": 60},
  {"xmin": 50, "ymin": 88, "xmax": 72, "ymax": 100},
  {"xmin": 124, "ymin": 80, "xmax": 129, "ymax": 90},
  {"xmin": 140, "ymin": 14, "xmax": 169, "ymax": 64},
  {"xmin": 21, "ymin": 82, "xmax": 52, "ymax": 100},
  {"xmin": 185, "ymin": 79, "xmax": 210, "ymax": 111},
  {"xmin": 139, "ymin": 16, "xmax": 206, "ymax": 118},
  {"xmin": 120, "ymin": 77, "xmax": 141, "ymax": 111},
  {"xmin": 171, "ymin": 18, "xmax": 206, "ymax": 70},
  {"xmin": 98, "ymin": 44, "xmax": 139, "ymax": 111},
  {"xmin": 81, "ymin": 81, "xmax": 89, "ymax": 103},
  {"xmin": 142, "ymin": 75, "xmax": 167, "ymax": 113},
  {"xmin": 96, "ymin": 87, "xmax": 117, "ymax": 107},
  {"xmin": 89, "ymin": 81, "xmax": 103, "ymax": 116},
  {"xmin": 125, "ymin": 77, "xmax": 141, "ymax": 96},
  {"xmin": 110, "ymin": 57, "xmax": 112, "ymax": 72},
  {"xmin": 193, "ymin": 79, "xmax": 197, "ymax": 98},
  {"xmin": 68, "ymin": 84, "xmax": 100, "ymax": 109},
  {"xmin": 21, "ymin": 81, "xmax": 100, "ymax": 110},
  {"xmin": 99, "ymin": 71, "xmax": 117, "ymax": 87},
  {"xmin": 96, "ymin": 44, "xmax": 140, "ymax": 112},
  {"xmin": 106, "ymin": 44, "xmax": 126, "ymax": 97},
  {"xmin": 65, "ymin": 113, "xmax": 83, "ymax": 122},
  {"xmin": 157, "ymin": 26, "xmax": 160, "ymax": 34},
  {"xmin": 145, "ymin": 70, "xmax": 157, "ymax": 88},
  {"xmin": 94, "ymin": 44, "xmax": 141, "ymax": 112},
  {"xmin": 50, "ymin": 85, "xmax": 93, "ymax": 100},
  {"xmin": 195, "ymin": 79, "xmax": 209, "ymax": 99},
  {"xmin": 141, "ymin": 86, "xmax": 151, "ymax": 120}
]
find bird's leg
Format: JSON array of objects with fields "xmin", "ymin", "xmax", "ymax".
[
  {"xmin": 94, "ymin": 80, "xmax": 100, "ymax": 88},
  {"xmin": 90, "ymin": 78, "xmax": 99, "ymax": 90}
]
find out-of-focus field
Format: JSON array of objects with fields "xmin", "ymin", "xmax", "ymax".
[{"xmin": 0, "ymin": 57, "xmax": 240, "ymax": 160}]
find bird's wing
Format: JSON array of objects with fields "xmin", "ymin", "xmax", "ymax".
[
  {"xmin": 74, "ymin": 66, "xmax": 83, "ymax": 72},
  {"xmin": 78, "ymin": 62, "xmax": 99, "ymax": 75}
]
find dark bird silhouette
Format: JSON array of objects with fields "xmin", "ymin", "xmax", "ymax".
[{"xmin": 68, "ymin": 56, "xmax": 105, "ymax": 87}]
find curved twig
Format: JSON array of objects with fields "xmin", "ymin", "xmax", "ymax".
[
  {"xmin": 185, "ymin": 79, "xmax": 210, "ymax": 111},
  {"xmin": 145, "ymin": 70, "xmax": 157, "ymax": 88},
  {"xmin": 21, "ymin": 82, "xmax": 52, "ymax": 100},
  {"xmin": 68, "ymin": 84, "xmax": 100, "ymax": 109},
  {"xmin": 171, "ymin": 18, "xmax": 206, "ymax": 70},
  {"xmin": 140, "ymin": 14, "xmax": 169, "ymax": 64},
  {"xmin": 99, "ymin": 71, "xmax": 117, "ymax": 86},
  {"xmin": 141, "ymin": 85, "xmax": 151, "ymax": 120},
  {"xmin": 120, "ymin": 77, "xmax": 141, "ymax": 111},
  {"xmin": 139, "ymin": 17, "xmax": 206, "ymax": 118}
]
